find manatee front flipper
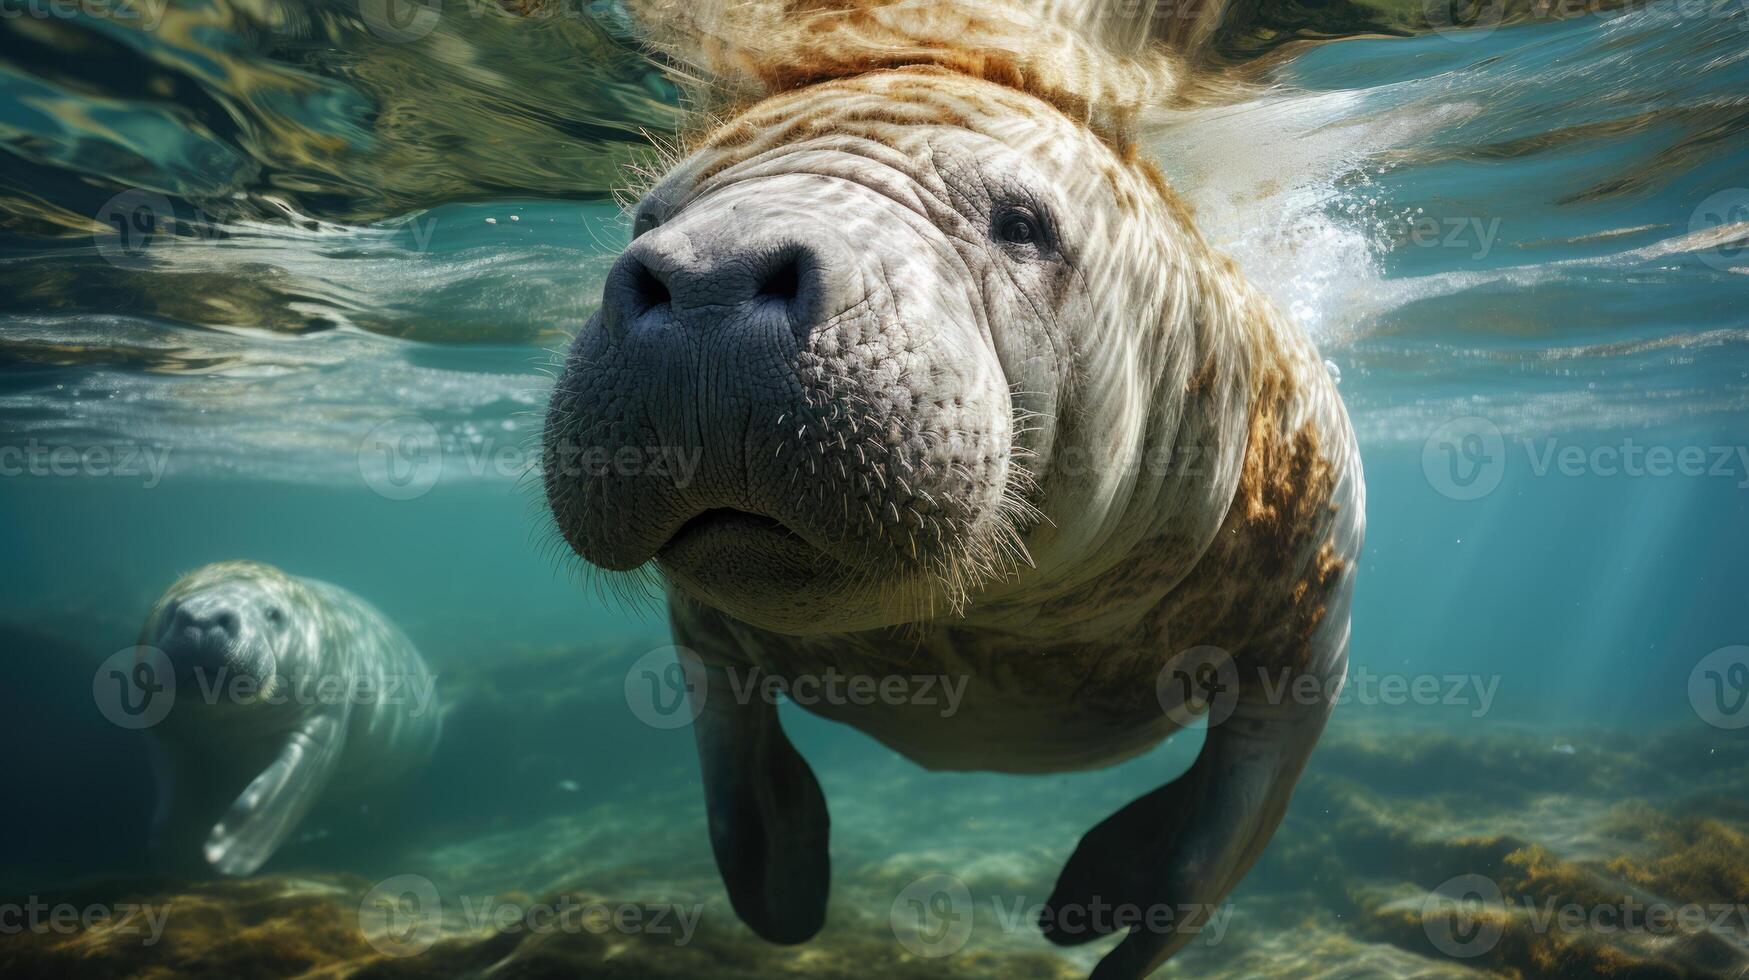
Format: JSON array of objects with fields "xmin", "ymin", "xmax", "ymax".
[
  {"xmin": 685, "ymin": 647, "xmax": 831, "ymax": 943},
  {"xmin": 1041, "ymin": 649, "xmax": 1347, "ymax": 980},
  {"xmin": 205, "ymin": 710, "xmax": 348, "ymax": 876}
]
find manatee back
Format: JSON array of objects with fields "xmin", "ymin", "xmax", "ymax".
[{"xmin": 298, "ymin": 579, "xmax": 443, "ymax": 787}]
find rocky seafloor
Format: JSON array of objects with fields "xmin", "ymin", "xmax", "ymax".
[{"xmin": 6, "ymin": 634, "xmax": 1748, "ymax": 980}]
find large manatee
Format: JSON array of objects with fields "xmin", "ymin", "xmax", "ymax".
[{"xmin": 542, "ymin": 3, "xmax": 1363, "ymax": 975}]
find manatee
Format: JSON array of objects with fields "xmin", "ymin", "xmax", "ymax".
[
  {"xmin": 541, "ymin": 3, "xmax": 1363, "ymax": 975},
  {"xmin": 138, "ymin": 561, "xmax": 441, "ymax": 876}
]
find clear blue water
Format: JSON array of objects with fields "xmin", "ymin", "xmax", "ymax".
[{"xmin": 2, "ymin": 3, "xmax": 1747, "ymax": 977}]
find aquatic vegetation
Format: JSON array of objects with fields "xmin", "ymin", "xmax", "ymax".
[
  {"xmin": 1601, "ymin": 811, "xmax": 1749, "ymax": 907},
  {"xmin": 9, "ymin": 717, "xmax": 1746, "ymax": 978}
]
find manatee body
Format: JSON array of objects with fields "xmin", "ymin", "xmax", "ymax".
[
  {"xmin": 542, "ymin": 3, "xmax": 1363, "ymax": 977},
  {"xmin": 139, "ymin": 561, "xmax": 441, "ymax": 876}
]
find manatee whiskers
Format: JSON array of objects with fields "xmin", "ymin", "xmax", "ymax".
[
  {"xmin": 614, "ymin": 128, "xmax": 688, "ymax": 215},
  {"xmin": 866, "ymin": 464, "xmax": 1042, "ymax": 622},
  {"xmin": 538, "ymin": 4, "xmax": 1362, "ymax": 973},
  {"xmin": 525, "ymin": 445, "xmax": 665, "ymax": 617}
]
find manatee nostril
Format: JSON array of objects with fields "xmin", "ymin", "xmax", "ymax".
[
  {"xmin": 600, "ymin": 250, "xmax": 673, "ymax": 341},
  {"xmin": 757, "ymin": 253, "xmax": 803, "ymax": 304},
  {"xmin": 213, "ymin": 610, "xmax": 239, "ymax": 636},
  {"xmin": 632, "ymin": 262, "xmax": 671, "ymax": 312}
]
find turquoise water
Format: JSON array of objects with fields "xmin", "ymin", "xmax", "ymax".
[{"xmin": 3, "ymin": 3, "xmax": 1748, "ymax": 977}]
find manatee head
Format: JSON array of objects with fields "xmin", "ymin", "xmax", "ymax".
[
  {"xmin": 143, "ymin": 561, "xmax": 317, "ymax": 702},
  {"xmin": 544, "ymin": 20, "xmax": 1253, "ymax": 635}
]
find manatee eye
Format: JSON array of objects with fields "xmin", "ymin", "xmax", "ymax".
[
  {"xmin": 994, "ymin": 207, "xmax": 1044, "ymax": 247},
  {"xmin": 265, "ymin": 607, "xmax": 284, "ymax": 626},
  {"xmin": 632, "ymin": 211, "xmax": 660, "ymax": 238}
]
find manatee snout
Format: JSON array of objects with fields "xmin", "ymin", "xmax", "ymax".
[
  {"xmin": 543, "ymin": 172, "xmax": 1024, "ymax": 629},
  {"xmin": 599, "ymin": 192, "xmax": 862, "ymax": 346},
  {"xmin": 151, "ymin": 588, "xmax": 278, "ymax": 683}
]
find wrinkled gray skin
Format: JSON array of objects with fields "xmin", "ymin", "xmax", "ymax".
[
  {"xmin": 544, "ymin": 71, "xmax": 1362, "ymax": 979},
  {"xmin": 140, "ymin": 561, "xmax": 442, "ymax": 876}
]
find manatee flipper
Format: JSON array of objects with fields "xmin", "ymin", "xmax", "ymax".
[
  {"xmin": 685, "ymin": 646, "xmax": 831, "ymax": 943},
  {"xmin": 205, "ymin": 710, "xmax": 348, "ymax": 876},
  {"xmin": 1042, "ymin": 647, "xmax": 1348, "ymax": 980}
]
